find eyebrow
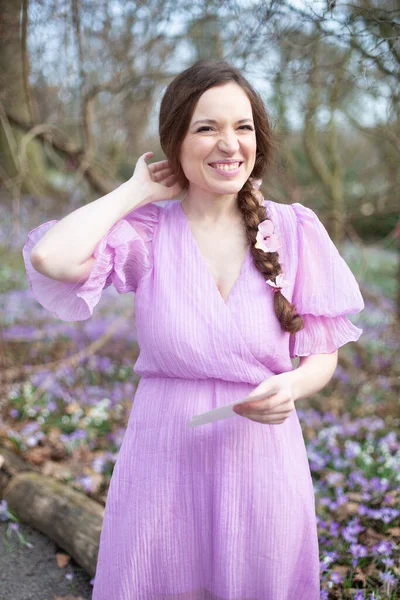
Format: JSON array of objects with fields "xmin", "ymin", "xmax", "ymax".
[{"xmin": 191, "ymin": 118, "xmax": 254, "ymax": 127}]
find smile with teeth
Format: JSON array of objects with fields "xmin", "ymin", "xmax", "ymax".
[{"xmin": 209, "ymin": 162, "xmax": 242, "ymax": 171}]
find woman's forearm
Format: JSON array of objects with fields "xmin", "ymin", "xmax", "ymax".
[
  {"xmin": 289, "ymin": 351, "xmax": 339, "ymax": 402},
  {"xmin": 30, "ymin": 179, "xmax": 152, "ymax": 282}
]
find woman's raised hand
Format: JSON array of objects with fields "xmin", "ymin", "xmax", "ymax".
[{"xmin": 129, "ymin": 151, "xmax": 184, "ymax": 203}]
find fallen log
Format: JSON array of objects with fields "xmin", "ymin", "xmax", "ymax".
[{"xmin": 0, "ymin": 447, "xmax": 103, "ymax": 577}]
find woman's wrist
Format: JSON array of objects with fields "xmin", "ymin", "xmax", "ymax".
[
  {"xmin": 119, "ymin": 179, "xmax": 155, "ymax": 216},
  {"xmin": 288, "ymin": 351, "xmax": 339, "ymax": 402}
]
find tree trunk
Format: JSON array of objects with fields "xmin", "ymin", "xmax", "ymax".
[
  {"xmin": 0, "ymin": 0, "xmax": 50, "ymax": 197},
  {"xmin": 188, "ymin": 14, "xmax": 224, "ymax": 61}
]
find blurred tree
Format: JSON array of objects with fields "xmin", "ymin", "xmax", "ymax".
[
  {"xmin": 0, "ymin": 0, "xmax": 51, "ymax": 197},
  {"xmin": 302, "ymin": 39, "xmax": 351, "ymax": 245},
  {"xmin": 188, "ymin": 13, "xmax": 223, "ymax": 61},
  {"xmin": 283, "ymin": 0, "xmax": 399, "ymax": 82}
]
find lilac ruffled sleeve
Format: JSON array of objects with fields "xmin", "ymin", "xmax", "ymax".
[
  {"xmin": 22, "ymin": 202, "xmax": 160, "ymax": 322},
  {"xmin": 289, "ymin": 203, "xmax": 364, "ymax": 357}
]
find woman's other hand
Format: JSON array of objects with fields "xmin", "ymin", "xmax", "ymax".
[{"xmin": 233, "ymin": 372, "xmax": 297, "ymax": 425}]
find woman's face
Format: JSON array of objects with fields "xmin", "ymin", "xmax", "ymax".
[{"xmin": 179, "ymin": 82, "xmax": 257, "ymax": 196}]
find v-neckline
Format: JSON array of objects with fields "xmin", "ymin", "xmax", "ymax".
[{"xmin": 177, "ymin": 201, "xmax": 250, "ymax": 305}]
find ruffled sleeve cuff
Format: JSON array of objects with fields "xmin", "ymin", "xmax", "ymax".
[
  {"xmin": 289, "ymin": 314, "xmax": 363, "ymax": 357},
  {"xmin": 289, "ymin": 203, "xmax": 364, "ymax": 357},
  {"xmin": 22, "ymin": 202, "xmax": 160, "ymax": 322}
]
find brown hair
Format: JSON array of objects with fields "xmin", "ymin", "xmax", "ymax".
[{"xmin": 159, "ymin": 59, "xmax": 304, "ymax": 334}]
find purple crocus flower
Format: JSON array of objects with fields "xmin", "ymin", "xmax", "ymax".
[
  {"xmin": 330, "ymin": 571, "xmax": 343, "ymax": 584},
  {"xmin": 372, "ymin": 540, "xmax": 394, "ymax": 555},
  {"xmin": 378, "ymin": 571, "xmax": 396, "ymax": 586},
  {"xmin": 350, "ymin": 543, "xmax": 368, "ymax": 559}
]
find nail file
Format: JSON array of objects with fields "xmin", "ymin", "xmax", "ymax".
[{"xmin": 188, "ymin": 391, "xmax": 274, "ymax": 427}]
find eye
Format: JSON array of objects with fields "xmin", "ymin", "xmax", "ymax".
[{"xmin": 196, "ymin": 125, "xmax": 254, "ymax": 132}]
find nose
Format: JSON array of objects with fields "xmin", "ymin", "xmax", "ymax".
[{"xmin": 217, "ymin": 128, "xmax": 240, "ymax": 153}]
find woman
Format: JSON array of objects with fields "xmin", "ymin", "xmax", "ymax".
[{"xmin": 23, "ymin": 59, "xmax": 364, "ymax": 599}]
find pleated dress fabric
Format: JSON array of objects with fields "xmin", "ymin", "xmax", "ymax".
[{"xmin": 22, "ymin": 198, "xmax": 365, "ymax": 600}]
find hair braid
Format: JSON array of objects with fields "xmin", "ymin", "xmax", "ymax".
[{"xmin": 237, "ymin": 179, "xmax": 304, "ymax": 335}]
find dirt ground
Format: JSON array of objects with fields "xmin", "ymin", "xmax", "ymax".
[{"xmin": 0, "ymin": 520, "xmax": 93, "ymax": 600}]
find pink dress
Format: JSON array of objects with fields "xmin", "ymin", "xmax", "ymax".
[{"xmin": 22, "ymin": 199, "xmax": 364, "ymax": 600}]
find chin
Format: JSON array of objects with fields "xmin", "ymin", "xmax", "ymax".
[{"xmin": 207, "ymin": 179, "xmax": 247, "ymax": 193}]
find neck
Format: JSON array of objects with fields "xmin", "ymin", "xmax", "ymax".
[{"xmin": 181, "ymin": 189, "xmax": 242, "ymax": 226}]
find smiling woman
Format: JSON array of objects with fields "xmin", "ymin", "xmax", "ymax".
[{"xmin": 23, "ymin": 58, "xmax": 365, "ymax": 600}]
